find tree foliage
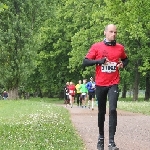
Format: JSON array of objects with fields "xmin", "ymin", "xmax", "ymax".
[{"xmin": 0, "ymin": 0, "xmax": 150, "ymax": 100}]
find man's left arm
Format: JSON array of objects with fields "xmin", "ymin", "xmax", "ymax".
[
  {"xmin": 117, "ymin": 46, "xmax": 129, "ymax": 69},
  {"xmin": 86, "ymin": 82, "xmax": 90, "ymax": 90},
  {"xmin": 121, "ymin": 57, "xmax": 129, "ymax": 68}
]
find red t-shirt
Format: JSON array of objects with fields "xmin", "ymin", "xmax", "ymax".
[
  {"xmin": 68, "ymin": 85, "xmax": 76, "ymax": 95},
  {"xmin": 85, "ymin": 42, "xmax": 127, "ymax": 86}
]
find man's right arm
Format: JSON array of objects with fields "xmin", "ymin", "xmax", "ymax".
[{"xmin": 82, "ymin": 58, "xmax": 106, "ymax": 67}]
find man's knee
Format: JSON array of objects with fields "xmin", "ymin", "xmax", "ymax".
[
  {"xmin": 98, "ymin": 110, "xmax": 106, "ymax": 125},
  {"xmin": 98, "ymin": 109, "xmax": 106, "ymax": 118}
]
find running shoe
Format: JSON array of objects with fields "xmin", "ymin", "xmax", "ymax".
[{"xmin": 108, "ymin": 143, "xmax": 119, "ymax": 150}]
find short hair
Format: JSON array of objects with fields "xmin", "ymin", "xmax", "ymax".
[{"xmin": 105, "ymin": 24, "xmax": 116, "ymax": 31}]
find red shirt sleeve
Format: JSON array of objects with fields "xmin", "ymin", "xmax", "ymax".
[
  {"xmin": 120, "ymin": 46, "xmax": 127, "ymax": 59},
  {"xmin": 85, "ymin": 44, "xmax": 97, "ymax": 59}
]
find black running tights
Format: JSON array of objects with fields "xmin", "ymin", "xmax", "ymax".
[{"xmin": 96, "ymin": 84, "xmax": 119, "ymax": 143}]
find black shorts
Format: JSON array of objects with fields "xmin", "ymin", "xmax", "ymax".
[
  {"xmin": 81, "ymin": 94, "xmax": 87, "ymax": 100},
  {"xmin": 88, "ymin": 91, "xmax": 95, "ymax": 100},
  {"xmin": 64, "ymin": 94, "xmax": 69, "ymax": 100}
]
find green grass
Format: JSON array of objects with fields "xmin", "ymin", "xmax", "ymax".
[
  {"xmin": 118, "ymin": 97, "xmax": 146, "ymax": 102},
  {"xmin": 117, "ymin": 97, "xmax": 150, "ymax": 115},
  {"xmin": 0, "ymin": 99, "xmax": 84, "ymax": 150},
  {"xmin": 117, "ymin": 100, "xmax": 150, "ymax": 115},
  {"xmin": 29, "ymin": 97, "xmax": 64, "ymax": 104},
  {"xmin": 1, "ymin": 97, "xmax": 149, "ymax": 150},
  {"xmin": 104, "ymin": 97, "xmax": 150, "ymax": 115}
]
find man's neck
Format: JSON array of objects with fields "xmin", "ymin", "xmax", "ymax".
[{"xmin": 104, "ymin": 38, "xmax": 114, "ymax": 42}]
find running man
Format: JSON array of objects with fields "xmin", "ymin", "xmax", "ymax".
[
  {"xmin": 83, "ymin": 24, "xmax": 129, "ymax": 150},
  {"xmin": 64, "ymin": 82, "xmax": 70, "ymax": 107},
  {"xmin": 68, "ymin": 81, "xmax": 76, "ymax": 108},
  {"xmin": 80, "ymin": 79, "xmax": 88, "ymax": 108},
  {"xmin": 86, "ymin": 77, "xmax": 96, "ymax": 110},
  {"xmin": 75, "ymin": 80, "xmax": 82, "ymax": 107}
]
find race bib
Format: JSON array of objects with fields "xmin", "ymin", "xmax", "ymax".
[
  {"xmin": 82, "ymin": 93, "xmax": 86, "ymax": 95},
  {"xmin": 92, "ymin": 83, "xmax": 95, "ymax": 89},
  {"xmin": 101, "ymin": 62, "xmax": 117, "ymax": 73},
  {"xmin": 70, "ymin": 90, "xmax": 74, "ymax": 93}
]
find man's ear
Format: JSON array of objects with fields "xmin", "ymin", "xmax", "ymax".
[{"xmin": 104, "ymin": 31, "xmax": 106, "ymax": 35}]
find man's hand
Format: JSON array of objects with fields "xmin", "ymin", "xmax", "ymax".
[{"xmin": 117, "ymin": 61, "xmax": 123, "ymax": 69}]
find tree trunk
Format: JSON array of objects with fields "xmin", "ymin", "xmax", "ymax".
[
  {"xmin": 121, "ymin": 82, "xmax": 127, "ymax": 98},
  {"xmin": 8, "ymin": 88, "xmax": 19, "ymax": 100},
  {"xmin": 144, "ymin": 72, "xmax": 150, "ymax": 101},
  {"xmin": 133, "ymin": 63, "xmax": 140, "ymax": 101},
  {"xmin": 128, "ymin": 87, "xmax": 132, "ymax": 98}
]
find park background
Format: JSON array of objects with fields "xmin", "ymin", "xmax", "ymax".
[
  {"xmin": 0, "ymin": 1, "xmax": 150, "ymax": 149},
  {"xmin": 0, "ymin": 1, "xmax": 150, "ymax": 101}
]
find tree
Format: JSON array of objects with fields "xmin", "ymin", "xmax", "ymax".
[{"xmin": 0, "ymin": 0, "xmax": 53, "ymax": 99}]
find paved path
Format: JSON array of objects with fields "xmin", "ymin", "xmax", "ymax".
[{"xmin": 64, "ymin": 105, "xmax": 150, "ymax": 150}]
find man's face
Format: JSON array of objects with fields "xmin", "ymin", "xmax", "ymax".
[
  {"xmin": 104, "ymin": 25, "xmax": 117, "ymax": 41},
  {"xmin": 83, "ymin": 80, "xmax": 86, "ymax": 84},
  {"xmin": 79, "ymin": 80, "xmax": 82, "ymax": 84}
]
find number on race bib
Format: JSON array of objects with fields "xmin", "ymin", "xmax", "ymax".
[{"xmin": 101, "ymin": 62, "xmax": 117, "ymax": 73}]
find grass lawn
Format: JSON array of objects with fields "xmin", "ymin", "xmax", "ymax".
[
  {"xmin": 0, "ymin": 97, "xmax": 149, "ymax": 150},
  {"xmin": 0, "ymin": 98, "xmax": 84, "ymax": 150},
  {"xmin": 117, "ymin": 98, "xmax": 150, "ymax": 115},
  {"xmin": 95, "ymin": 97, "xmax": 150, "ymax": 115}
]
